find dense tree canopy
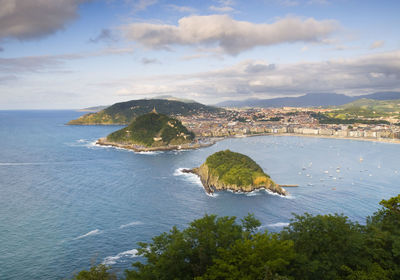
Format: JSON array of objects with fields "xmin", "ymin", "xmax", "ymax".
[
  {"xmin": 106, "ymin": 113, "xmax": 195, "ymax": 147},
  {"xmin": 205, "ymin": 150, "xmax": 273, "ymax": 187},
  {"xmin": 74, "ymin": 194, "xmax": 400, "ymax": 280}
]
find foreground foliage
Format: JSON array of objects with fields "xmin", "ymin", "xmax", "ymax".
[{"xmin": 75, "ymin": 194, "xmax": 400, "ymax": 280}]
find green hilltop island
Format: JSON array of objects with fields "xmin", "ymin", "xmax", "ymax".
[
  {"xmin": 183, "ymin": 150, "xmax": 289, "ymax": 196},
  {"xmin": 96, "ymin": 109, "xmax": 210, "ymax": 152}
]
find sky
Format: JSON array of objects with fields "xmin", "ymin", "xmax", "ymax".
[{"xmin": 0, "ymin": 0, "xmax": 399, "ymax": 109}]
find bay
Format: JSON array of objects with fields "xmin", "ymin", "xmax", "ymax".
[{"xmin": 0, "ymin": 110, "xmax": 399, "ymax": 279}]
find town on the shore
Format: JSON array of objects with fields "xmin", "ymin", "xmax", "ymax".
[{"xmin": 178, "ymin": 107, "xmax": 400, "ymax": 142}]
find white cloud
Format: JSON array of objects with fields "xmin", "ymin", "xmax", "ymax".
[
  {"xmin": 0, "ymin": 47, "xmax": 134, "ymax": 74},
  {"xmin": 89, "ymin": 29, "xmax": 118, "ymax": 43},
  {"xmin": 122, "ymin": 15, "xmax": 338, "ymax": 55},
  {"xmin": 130, "ymin": 0, "xmax": 158, "ymax": 13},
  {"xmin": 307, "ymin": 0, "xmax": 329, "ymax": 4},
  {"xmin": 141, "ymin": 57, "xmax": 160, "ymax": 64},
  {"xmin": 370, "ymin": 40, "xmax": 385, "ymax": 49},
  {"xmin": 112, "ymin": 50, "xmax": 400, "ymax": 103},
  {"xmin": 278, "ymin": 0, "xmax": 300, "ymax": 7},
  {"xmin": 209, "ymin": 5, "xmax": 235, "ymax": 12},
  {"xmin": 301, "ymin": 46, "xmax": 309, "ymax": 52},
  {"xmin": 165, "ymin": 4, "xmax": 197, "ymax": 13},
  {"xmin": 0, "ymin": 0, "xmax": 88, "ymax": 40}
]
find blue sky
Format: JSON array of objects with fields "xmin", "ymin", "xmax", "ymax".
[{"xmin": 0, "ymin": 0, "xmax": 399, "ymax": 109}]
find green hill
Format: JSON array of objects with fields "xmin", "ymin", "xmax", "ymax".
[
  {"xmin": 191, "ymin": 150, "xmax": 285, "ymax": 195},
  {"xmin": 339, "ymin": 98, "xmax": 400, "ymax": 115},
  {"xmin": 205, "ymin": 150, "xmax": 273, "ymax": 187},
  {"xmin": 106, "ymin": 112, "xmax": 195, "ymax": 147},
  {"xmin": 313, "ymin": 99, "xmax": 400, "ymax": 124},
  {"xmin": 68, "ymin": 99, "xmax": 222, "ymax": 125}
]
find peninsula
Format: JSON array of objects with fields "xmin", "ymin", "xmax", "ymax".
[
  {"xmin": 183, "ymin": 150, "xmax": 287, "ymax": 196},
  {"xmin": 96, "ymin": 111, "xmax": 208, "ymax": 152}
]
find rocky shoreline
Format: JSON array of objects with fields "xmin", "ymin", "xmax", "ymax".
[
  {"xmin": 182, "ymin": 164, "xmax": 287, "ymax": 196},
  {"xmin": 96, "ymin": 137, "xmax": 215, "ymax": 152}
]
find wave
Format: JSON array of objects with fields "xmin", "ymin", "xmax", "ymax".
[
  {"xmin": 120, "ymin": 221, "xmax": 143, "ymax": 229},
  {"xmin": 91, "ymin": 141, "xmax": 162, "ymax": 155},
  {"xmin": 268, "ymin": 222, "xmax": 290, "ymax": 227},
  {"xmin": 174, "ymin": 168, "xmax": 203, "ymax": 187},
  {"xmin": 74, "ymin": 229, "xmax": 101, "ymax": 240},
  {"xmin": 0, "ymin": 162, "xmax": 45, "ymax": 166},
  {"xmin": 102, "ymin": 249, "xmax": 138, "ymax": 265},
  {"xmin": 175, "ymin": 168, "xmax": 217, "ymax": 197},
  {"xmin": 135, "ymin": 151, "xmax": 162, "ymax": 155},
  {"xmin": 205, "ymin": 192, "xmax": 219, "ymax": 198},
  {"xmin": 264, "ymin": 188, "xmax": 294, "ymax": 199}
]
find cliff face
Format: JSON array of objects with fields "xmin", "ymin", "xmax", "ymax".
[{"xmin": 191, "ymin": 163, "xmax": 286, "ymax": 196}]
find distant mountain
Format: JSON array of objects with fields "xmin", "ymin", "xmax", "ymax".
[
  {"xmin": 217, "ymin": 92, "xmax": 400, "ymax": 108},
  {"xmin": 151, "ymin": 95, "xmax": 197, "ymax": 104},
  {"xmin": 79, "ymin": 105, "xmax": 109, "ymax": 112},
  {"xmin": 68, "ymin": 99, "xmax": 222, "ymax": 125}
]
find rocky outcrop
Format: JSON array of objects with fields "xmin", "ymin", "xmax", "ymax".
[{"xmin": 183, "ymin": 163, "xmax": 287, "ymax": 196}]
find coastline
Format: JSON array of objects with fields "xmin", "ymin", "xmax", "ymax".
[
  {"xmin": 265, "ymin": 133, "xmax": 400, "ymax": 144},
  {"xmin": 96, "ymin": 137, "xmax": 217, "ymax": 152},
  {"xmin": 181, "ymin": 167, "xmax": 288, "ymax": 197},
  {"xmin": 210, "ymin": 132, "xmax": 400, "ymax": 145},
  {"xmin": 96, "ymin": 131, "xmax": 400, "ymax": 154}
]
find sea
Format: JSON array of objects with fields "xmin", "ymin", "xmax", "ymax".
[{"xmin": 0, "ymin": 110, "xmax": 399, "ymax": 280}]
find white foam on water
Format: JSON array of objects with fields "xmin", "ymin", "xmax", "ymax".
[
  {"xmin": 174, "ymin": 168, "xmax": 203, "ymax": 187},
  {"xmin": 65, "ymin": 139, "xmax": 96, "ymax": 148},
  {"xmin": 264, "ymin": 188, "xmax": 294, "ymax": 199},
  {"xmin": 0, "ymin": 162, "xmax": 45, "ymax": 166},
  {"xmin": 91, "ymin": 141, "xmax": 163, "ymax": 155},
  {"xmin": 205, "ymin": 192, "xmax": 219, "ymax": 198},
  {"xmin": 120, "ymin": 221, "xmax": 143, "ymax": 229},
  {"xmin": 246, "ymin": 190, "xmax": 261, "ymax": 196},
  {"xmin": 268, "ymin": 222, "xmax": 290, "ymax": 227},
  {"xmin": 102, "ymin": 249, "xmax": 138, "ymax": 265},
  {"xmin": 74, "ymin": 229, "xmax": 101, "ymax": 240},
  {"xmin": 135, "ymin": 151, "xmax": 161, "ymax": 155}
]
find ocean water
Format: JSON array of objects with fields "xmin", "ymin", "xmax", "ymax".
[{"xmin": 0, "ymin": 110, "xmax": 399, "ymax": 279}]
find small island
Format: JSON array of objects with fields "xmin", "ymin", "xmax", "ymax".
[
  {"xmin": 183, "ymin": 150, "xmax": 287, "ymax": 196},
  {"xmin": 96, "ymin": 110, "xmax": 211, "ymax": 152}
]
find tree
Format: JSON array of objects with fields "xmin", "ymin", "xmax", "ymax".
[
  {"xmin": 281, "ymin": 213, "xmax": 368, "ymax": 280},
  {"xmin": 72, "ymin": 264, "xmax": 116, "ymax": 280},
  {"xmin": 125, "ymin": 214, "xmax": 243, "ymax": 280},
  {"xmin": 74, "ymin": 195, "xmax": 400, "ymax": 280},
  {"xmin": 365, "ymin": 195, "xmax": 400, "ymax": 279},
  {"xmin": 199, "ymin": 232, "xmax": 294, "ymax": 280}
]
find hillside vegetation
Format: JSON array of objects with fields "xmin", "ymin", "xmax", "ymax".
[
  {"xmin": 74, "ymin": 194, "xmax": 400, "ymax": 280},
  {"xmin": 106, "ymin": 112, "xmax": 195, "ymax": 147},
  {"xmin": 314, "ymin": 98, "xmax": 400, "ymax": 124},
  {"xmin": 205, "ymin": 150, "xmax": 273, "ymax": 187},
  {"xmin": 68, "ymin": 99, "xmax": 222, "ymax": 125}
]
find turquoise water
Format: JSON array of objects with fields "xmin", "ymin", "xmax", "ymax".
[{"xmin": 0, "ymin": 110, "xmax": 399, "ymax": 279}]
